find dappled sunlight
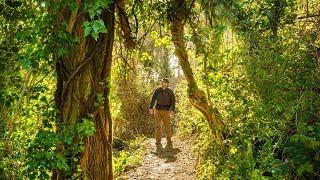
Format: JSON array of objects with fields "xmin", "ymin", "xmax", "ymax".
[
  {"xmin": 118, "ymin": 137, "xmax": 197, "ymax": 180},
  {"xmin": 1, "ymin": 0, "xmax": 319, "ymax": 179}
]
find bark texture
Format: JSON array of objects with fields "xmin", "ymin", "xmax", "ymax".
[
  {"xmin": 169, "ymin": 0, "xmax": 224, "ymax": 140},
  {"xmin": 53, "ymin": 2, "xmax": 115, "ymax": 179}
]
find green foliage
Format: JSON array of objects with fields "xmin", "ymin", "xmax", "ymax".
[
  {"xmin": 285, "ymin": 122, "xmax": 320, "ymax": 177},
  {"xmin": 180, "ymin": 1, "xmax": 320, "ymax": 179},
  {"xmin": 82, "ymin": 0, "xmax": 111, "ymax": 40},
  {"xmin": 0, "ymin": 0, "xmax": 111, "ymax": 177},
  {"xmin": 0, "ymin": 0, "xmax": 55, "ymax": 178},
  {"xmin": 84, "ymin": 20, "xmax": 107, "ymax": 40},
  {"xmin": 78, "ymin": 118, "xmax": 96, "ymax": 136},
  {"xmin": 195, "ymin": 33, "xmax": 319, "ymax": 178},
  {"xmin": 84, "ymin": 0, "xmax": 111, "ymax": 19},
  {"xmin": 1, "ymin": 0, "xmax": 320, "ymax": 179},
  {"xmin": 113, "ymin": 136, "xmax": 146, "ymax": 177},
  {"xmin": 112, "ymin": 78, "xmax": 154, "ymax": 140},
  {"xmin": 26, "ymin": 118, "xmax": 96, "ymax": 179}
]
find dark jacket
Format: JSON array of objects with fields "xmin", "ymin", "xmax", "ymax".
[{"xmin": 150, "ymin": 87, "xmax": 175, "ymax": 111}]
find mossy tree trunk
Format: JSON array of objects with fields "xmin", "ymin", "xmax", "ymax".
[
  {"xmin": 169, "ymin": 0, "xmax": 224, "ymax": 141},
  {"xmin": 52, "ymin": 2, "xmax": 115, "ymax": 179}
]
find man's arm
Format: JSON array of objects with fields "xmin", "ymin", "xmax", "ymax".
[
  {"xmin": 169, "ymin": 89, "xmax": 175, "ymax": 111},
  {"xmin": 149, "ymin": 88, "xmax": 159, "ymax": 109}
]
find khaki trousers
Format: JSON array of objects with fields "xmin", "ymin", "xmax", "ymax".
[{"xmin": 154, "ymin": 110, "xmax": 172, "ymax": 144}]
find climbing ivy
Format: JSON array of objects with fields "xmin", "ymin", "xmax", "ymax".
[{"xmin": 1, "ymin": 0, "xmax": 319, "ymax": 179}]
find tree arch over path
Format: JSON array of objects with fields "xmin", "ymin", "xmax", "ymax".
[{"xmin": 51, "ymin": 0, "xmax": 224, "ymax": 178}]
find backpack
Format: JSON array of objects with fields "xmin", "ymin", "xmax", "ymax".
[{"xmin": 156, "ymin": 88, "xmax": 171, "ymax": 105}]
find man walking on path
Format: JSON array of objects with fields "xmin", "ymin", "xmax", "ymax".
[{"xmin": 149, "ymin": 78, "xmax": 175, "ymax": 151}]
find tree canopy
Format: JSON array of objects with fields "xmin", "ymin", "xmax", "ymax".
[{"xmin": 0, "ymin": 0, "xmax": 319, "ymax": 179}]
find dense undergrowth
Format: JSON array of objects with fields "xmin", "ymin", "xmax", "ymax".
[
  {"xmin": 176, "ymin": 24, "xmax": 320, "ymax": 179},
  {"xmin": 1, "ymin": 0, "xmax": 319, "ymax": 179},
  {"xmin": 112, "ymin": 136, "xmax": 147, "ymax": 178}
]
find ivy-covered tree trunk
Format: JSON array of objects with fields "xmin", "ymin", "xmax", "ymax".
[
  {"xmin": 169, "ymin": 0, "xmax": 223, "ymax": 141},
  {"xmin": 52, "ymin": 2, "xmax": 115, "ymax": 179}
]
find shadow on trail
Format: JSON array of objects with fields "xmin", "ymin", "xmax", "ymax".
[
  {"xmin": 153, "ymin": 147, "xmax": 182, "ymax": 163},
  {"xmin": 118, "ymin": 138, "xmax": 197, "ymax": 179}
]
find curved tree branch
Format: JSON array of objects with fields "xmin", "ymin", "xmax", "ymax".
[
  {"xmin": 169, "ymin": 0, "xmax": 224, "ymax": 141},
  {"xmin": 116, "ymin": 0, "xmax": 136, "ymax": 50}
]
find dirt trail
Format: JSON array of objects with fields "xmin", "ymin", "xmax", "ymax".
[{"xmin": 118, "ymin": 137, "xmax": 197, "ymax": 180}]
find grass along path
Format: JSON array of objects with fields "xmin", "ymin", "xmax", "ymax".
[{"xmin": 117, "ymin": 136, "xmax": 197, "ymax": 180}]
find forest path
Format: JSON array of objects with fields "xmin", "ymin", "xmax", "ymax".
[{"xmin": 118, "ymin": 136, "xmax": 198, "ymax": 180}]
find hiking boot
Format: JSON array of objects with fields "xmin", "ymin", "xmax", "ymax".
[
  {"xmin": 155, "ymin": 140, "xmax": 162, "ymax": 147},
  {"xmin": 155, "ymin": 143, "xmax": 163, "ymax": 154},
  {"xmin": 165, "ymin": 141, "xmax": 173, "ymax": 150}
]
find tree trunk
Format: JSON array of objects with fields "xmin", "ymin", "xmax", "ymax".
[
  {"xmin": 52, "ymin": 2, "xmax": 115, "ymax": 180},
  {"xmin": 169, "ymin": 0, "xmax": 223, "ymax": 141}
]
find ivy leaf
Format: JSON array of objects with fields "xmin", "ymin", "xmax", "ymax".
[
  {"xmin": 93, "ymin": 19, "xmax": 107, "ymax": 34},
  {"xmin": 297, "ymin": 163, "xmax": 313, "ymax": 176},
  {"xmin": 56, "ymin": 154, "xmax": 70, "ymax": 171},
  {"xmin": 77, "ymin": 118, "xmax": 96, "ymax": 136},
  {"xmin": 91, "ymin": 30, "xmax": 99, "ymax": 41},
  {"xmin": 90, "ymin": 20, "xmax": 107, "ymax": 41},
  {"xmin": 92, "ymin": 20, "xmax": 100, "ymax": 33},
  {"xmin": 68, "ymin": 2, "xmax": 78, "ymax": 14},
  {"xmin": 95, "ymin": 8, "xmax": 102, "ymax": 16},
  {"xmin": 65, "ymin": 136, "xmax": 73, "ymax": 145},
  {"xmin": 16, "ymin": 31, "xmax": 26, "ymax": 41},
  {"xmin": 21, "ymin": 58, "xmax": 31, "ymax": 69},
  {"xmin": 88, "ymin": 8, "xmax": 96, "ymax": 19},
  {"xmin": 58, "ymin": 31, "xmax": 67, "ymax": 40},
  {"xmin": 83, "ymin": 21, "xmax": 92, "ymax": 37},
  {"xmin": 57, "ymin": 47, "xmax": 67, "ymax": 57}
]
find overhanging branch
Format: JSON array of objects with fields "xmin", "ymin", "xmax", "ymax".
[{"xmin": 116, "ymin": 0, "xmax": 136, "ymax": 50}]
